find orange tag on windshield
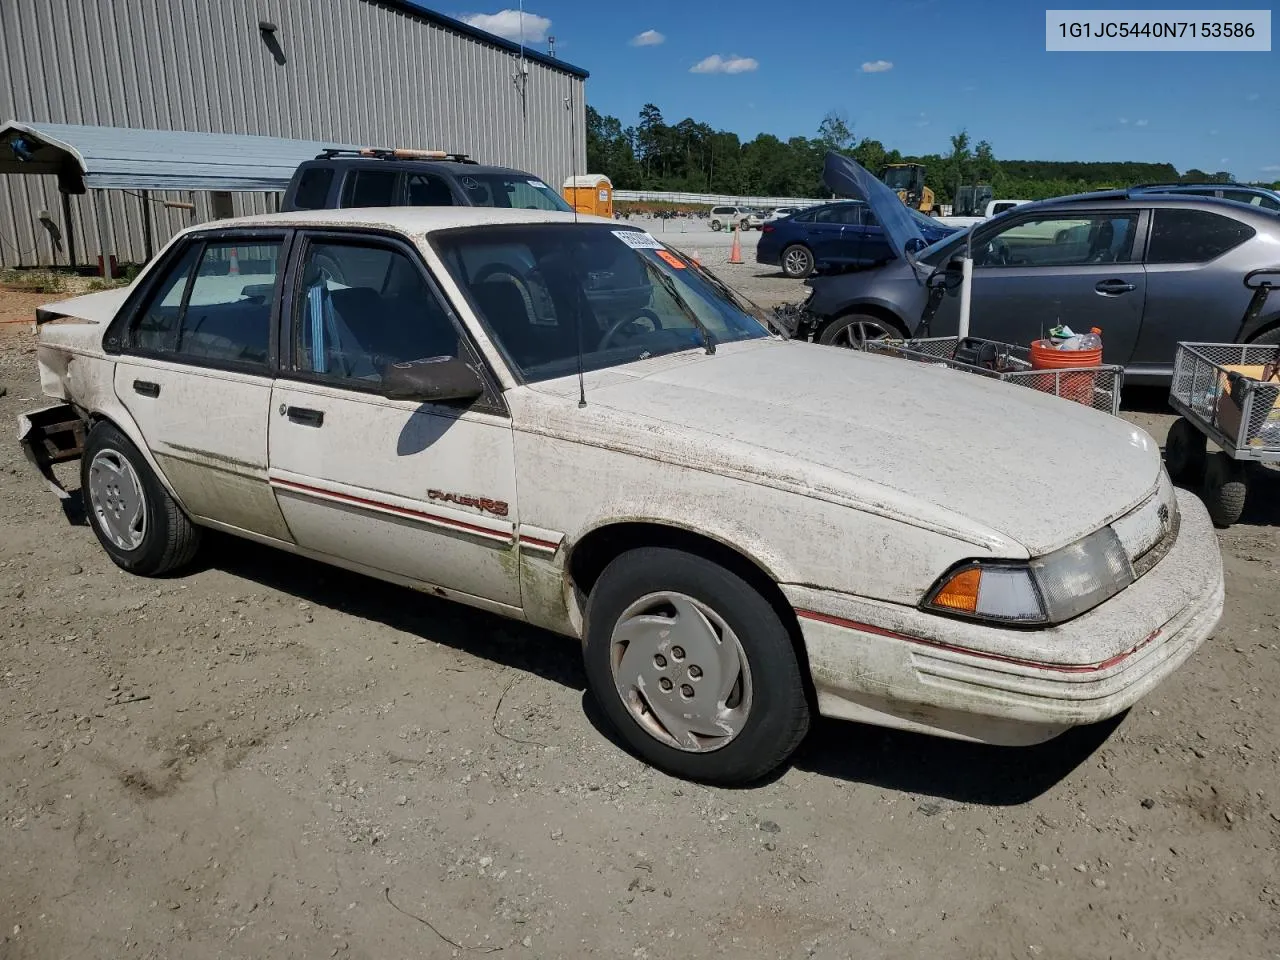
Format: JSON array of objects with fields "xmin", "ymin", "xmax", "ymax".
[{"xmin": 656, "ymin": 249, "xmax": 687, "ymax": 269}]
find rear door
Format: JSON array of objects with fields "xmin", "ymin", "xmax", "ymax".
[
  {"xmin": 111, "ymin": 231, "xmax": 293, "ymax": 541},
  {"xmin": 1129, "ymin": 207, "xmax": 1260, "ymax": 375},
  {"xmin": 931, "ymin": 208, "xmax": 1147, "ymax": 366},
  {"xmin": 806, "ymin": 206, "xmax": 848, "ymax": 264},
  {"xmin": 339, "ymin": 166, "xmax": 403, "ymax": 208}
]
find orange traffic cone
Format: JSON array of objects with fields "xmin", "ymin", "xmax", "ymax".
[
  {"xmin": 728, "ymin": 224, "xmax": 744, "ymax": 264},
  {"xmin": 691, "ymin": 249, "xmax": 703, "ymax": 266}
]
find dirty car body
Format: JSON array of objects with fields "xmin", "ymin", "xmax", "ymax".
[{"xmin": 19, "ymin": 206, "xmax": 1224, "ymax": 784}]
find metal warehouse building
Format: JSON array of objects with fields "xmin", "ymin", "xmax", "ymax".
[{"xmin": 0, "ymin": 0, "xmax": 588, "ymax": 267}]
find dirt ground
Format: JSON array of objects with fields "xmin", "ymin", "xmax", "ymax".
[{"xmin": 1, "ymin": 277, "xmax": 1279, "ymax": 960}]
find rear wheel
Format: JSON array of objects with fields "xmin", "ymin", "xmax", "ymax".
[
  {"xmin": 1247, "ymin": 325, "xmax": 1280, "ymax": 346},
  {"xmin": 583, "ymin": 547, "xmax": 810, "ymax": 785},
  {"xmin": 710, "ymin": 219, "xmax": 724, "ymax": 232},
  {"xmin": 1202, "ymin": 452, "xmax": 1248, "ymax": 528},
  {"xmin": 781, "ymin": 244, "xmax": 814, "ymax": 279},
  {"xmin": 1164, "ymin": 417, "xmax": 1207, "ymax": 485},
  {"xmin": 818, "ymin": 312, "xmax": 905, "ymax": 348},
  {"xmin": 81, "ymin": 422, "xmax": 202, "ymax": 576}
]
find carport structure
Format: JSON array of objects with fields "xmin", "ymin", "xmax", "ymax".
[{"xmin": 0, "ymin": 121, "xmax": 353, "ymax": 275}]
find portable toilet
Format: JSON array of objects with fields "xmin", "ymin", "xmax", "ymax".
[{"xmin": 563, "ymin": 175, "xmax": 613, "ymax": 217}]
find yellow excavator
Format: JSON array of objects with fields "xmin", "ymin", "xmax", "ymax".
[{"xmin": 880, "ymin": 163, "xmax": 937, "ymax": 214}]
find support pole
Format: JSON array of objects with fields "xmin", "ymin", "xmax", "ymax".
[
  {"xmin": 92, "ymin": 189, "xmax": 113, "ymax": 279},
  {"xmin": 957, "ymin": 255, "xmax": 973, "ymax": 340},
  {"xmin": 140, "ymin": 189, "xmax": 153, "ymax": 262},
  {"xmin": 60, "ymin": 191, "xmax": 76, "ymax": 270}
]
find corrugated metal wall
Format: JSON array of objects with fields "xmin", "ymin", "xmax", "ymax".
[{"xmin": 0, "ymin": 0, "xmax": 588, "ymax": 267}]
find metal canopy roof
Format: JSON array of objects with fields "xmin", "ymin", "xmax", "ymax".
[{"xmin": 0, "ymin": 120, "xmax": 359, "ymax": 192}]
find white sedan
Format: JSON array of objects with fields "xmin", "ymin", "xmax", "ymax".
[{"xmin": 18, "ymin": 207, "xmax": 1224, "ymax": 784}]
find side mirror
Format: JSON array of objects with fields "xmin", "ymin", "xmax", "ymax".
[{"xmin": 383, "ymin": 356, "xmax": 485, "ymax": 404}]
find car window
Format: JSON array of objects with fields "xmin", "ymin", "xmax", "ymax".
[
  {"xmin": 292, "ymin": 168, "xmax": 334, "ymax": 210},
  {"xmin": 812, "ymin": 207, "xmax": 840, "ymax": 224},
  {"xmin": 977, "ymin": 212, "xmax": 1139, "ymax": 267},
  {"xmin": 406, "ymin": 173, "xmax": 456, "ymax": 206},
  {"xmin": 1221, "ymin": 189, "xmax": 1280, "ymax": 211},
  {"xmin": 292, "ymin": 240, "xmax": 460, "ymax": 390},
  {"xmin": 132, "ymin": 243, "xmax": 201, "ymax": 353},
  {"xmin": 1146, "ymin": 209, "xmax": 1257, "ymax": 264},
  {"xmin": 432, "ymin": 223, "xmax": 768, "ymax": 384},
  {"xmin": 456, "ymin": 173, "xmax": 573, "ymax": 212},
  {"xmin": 342, "ymin": 169, "xmax": 400, "ymax": 207},
  {"xmin": 837, "ymin": 205, "xmax": 867, "ymax": 226},
  {"xmin": 792, "ymin": 210, "xmax": 815, "ymax": 223},
  {"xmin": 131, "ymin": 239, "xmax": 281, "ymax": 367}
]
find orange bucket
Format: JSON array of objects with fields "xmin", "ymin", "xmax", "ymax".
[{"xmin": 1029, "ymin": 340, "xmax": 1102, "ymax": 405}]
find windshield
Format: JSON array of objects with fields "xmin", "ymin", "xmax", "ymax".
[
  {"xmin": 455, "ymin": 173, "xmax": 574, "ymax": 212},
  {"xmin": 882, "ymin": 167, "xmax": 916, "ymax": 190},
  {"xmin": 432, "ymin": 224, "xmax": 770, "ymax": 383}
]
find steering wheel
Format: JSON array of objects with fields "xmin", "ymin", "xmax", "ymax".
[{"xmin": 597, "ymin": 309, "xmax": 663, "ymax": 351}]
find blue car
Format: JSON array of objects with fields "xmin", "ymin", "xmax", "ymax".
[{"xmin": 757, "ymin": 200, "xmax": 959, "ymax": 278}]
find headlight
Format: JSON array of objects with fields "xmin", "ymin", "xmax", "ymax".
[{"xmin": 923, "ymin": 527, "xmax": 1134, "ymax": 626}]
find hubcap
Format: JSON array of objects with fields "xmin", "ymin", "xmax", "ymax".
[
  {"xmin": 88, "ymin": 449, "xmax": 147, "ymax": 551},
  {"xmin": 608, "ymin": 591, "xmax": 753, "ymax": 753},
  {"xmin": 832, "ymin": 320, "xmax": 892, "ymax": 348},
  {"xmin": 784, "ymin": 249, "xmax": 810, "ymax": 275}
]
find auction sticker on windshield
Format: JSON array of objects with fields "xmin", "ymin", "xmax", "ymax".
[
  {"xmin": 613, "ymin": 230, "xmax": 664, "ymax": 249},
  {"xmin": 656, "ymin": 249, "xmax": 687, "ymax": 269}
]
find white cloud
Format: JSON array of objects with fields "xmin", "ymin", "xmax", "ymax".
[
  {"xmin": 1221, "ymin": 157, "xmax": 1230, "ymax": 164},
  {"xmin": 861, "ymin": 59, "xmax": 893, "ymax": 73},
  {"xmin": 460, "ymin": 9, "xmax": 551, "ymax": 43},
  {"xmin": 690, "ymin": 54, "xmax": 758, "ymax": 74},
  {"xmin": 1262, "ymin": 164, "xmax": 1280, "ymax": 173},
  {"xmin": 630, "ymin": 29, "xmax": 665, "ymax": 46},
  {"xmin": 1247, "ymin": 92, "xmax": 1260, "ymax": 101},
  {"xmin": 1135, "ymin": 118, "xmax": 1148, "ymax": 127}
]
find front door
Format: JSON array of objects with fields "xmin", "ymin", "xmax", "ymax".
[
  {"xmin": 932, "ymin": 210, "xmax": 1147, "ymax": 366},
  {"xmin": 267, "ymin": 233, "xmax": 520, "ymax": 607},
  {"xmin": 113, "ymin": 233, "xmax": 293, "ymax": 541}
]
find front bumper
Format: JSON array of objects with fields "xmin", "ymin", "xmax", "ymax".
[{"xmin": 783, "ymin": 489, "xmax": 1224, "ymax": 746}]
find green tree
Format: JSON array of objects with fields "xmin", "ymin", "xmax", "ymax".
[{"xmin": 817, "ymin": 110, "xmax": 855, "ymax": 154}]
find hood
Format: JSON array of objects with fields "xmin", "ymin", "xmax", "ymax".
[
  {"xmin": 526, "ymin": 340, "xmax": 1160, "ymax": 555},
  {"xmin": 823, "ymin": 152, "xmax": 927, "ymax": 261}
]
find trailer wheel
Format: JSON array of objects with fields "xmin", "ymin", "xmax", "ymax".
[
  {"xmin": 1202, "ymin": 452, "xmax": 1248, "ymax": 528},
  {"xmin": 1164, "ymin": 417, "xmax": 1207, "ymax": 485}
]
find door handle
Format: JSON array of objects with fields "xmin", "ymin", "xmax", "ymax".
[
  {"xmin": 1095, "ymin": 279, "xmax": 1136, "ymax": 295},
  {"xmin": 285, "ymin": 406, "xmax": 324, "ymax": 427},
  {"xmin": 132, "ymin": 380, "xmax": 160, "ymax": 397}
]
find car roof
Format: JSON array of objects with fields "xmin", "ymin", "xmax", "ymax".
[
  {"xmin": 301, "ymin": 156, "xmax": 540, "ymax": 180},
  {"xmin": 181, "ymin": 207, "xmax": 620, "ymax": 237},
  {"xmin": 1012, "ymin": 190, "xmax": 1280, "ymax": 221}
]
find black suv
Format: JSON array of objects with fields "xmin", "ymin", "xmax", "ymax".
[{"xmin": 281, "ymin": 148, "xmax": 574, "ymax": 213}]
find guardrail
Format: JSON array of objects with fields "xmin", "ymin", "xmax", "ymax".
[{"xmin": 613, "ymin": 189, "xmax": 830, "ymax": 208}]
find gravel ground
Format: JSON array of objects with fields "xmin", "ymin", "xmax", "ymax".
[{"xmin": 1, "ymin": 279, "xmax": 1279, "ymax": 960}]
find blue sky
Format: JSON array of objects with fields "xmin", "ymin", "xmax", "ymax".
[{"xmin": 454, "ymin": 0, "xmax": 1279, "ymax": 179}]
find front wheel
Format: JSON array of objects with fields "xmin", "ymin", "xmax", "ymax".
[
  {"xmin": 817, "ymin": 312, "xmax": 904, "ymax": 348},
  {"xmin": 81, "ymin": 421, "xmax": 202, "ymax": 576},
  {"xmin": 710, "ymin": 219, "xmax": 723, "ymax": 232},
  {"xmin": 583, "ymin": 547, "xmax": 810, "ymax": 785},
  {"xmin": 781, "ymin": 244, "xmax": 814, "ymax": 279}
]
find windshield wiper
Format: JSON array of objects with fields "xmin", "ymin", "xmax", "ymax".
[{"xmin": 638, "ymin": 256, "xmax": 716, "ymax": 355}]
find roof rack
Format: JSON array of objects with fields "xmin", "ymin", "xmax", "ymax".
[
  {"xmin": 315, "ymin": 147, "xmax": 477, "ymax": 164},
  {"xmin": 1130, "ymin": 181, "xmax": 1245, "ymax": 189}
]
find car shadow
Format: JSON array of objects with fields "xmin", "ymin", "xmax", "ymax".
[
  {"xmin": 198, "ymin": 532, "xmax": 588, "ymax": 692},
  {"xmin": 1120, "ymin": 384, "xmax": 1175, "ymax": 415},
  {"xmin": 66, "ymin": 517, "xmax": 1122, "ymax": 801}
]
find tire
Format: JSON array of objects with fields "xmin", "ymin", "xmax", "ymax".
[
  {"xmin": 1201, "ymin": 452, "xmax": 1248, "ymax": 528},
  {"xmin": 81, "ymin": 421, "xmax": 202, "ymax": 576},
  {"xmin": 582, "ymin": 547, "xmax": 810, "ymax": 785},
  {"xmin": 817, "ymin": 312, "xmax": 905, "ymax": 348},
  {"xmin": 1164, "ymin": 417, "xmax": 1207, "ymax": 485},
  {"xmin": 710, "ymin": 219, "xmax": 723, "ymax": 232},
  {"xmin": 1247, "ymin": 325, "xmax": 1280, "ymax": 346},
  {"xmin": 781, "ymin": 244, "xmax": 814, "ymax": 279}
]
